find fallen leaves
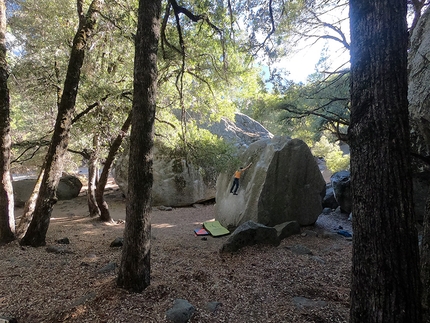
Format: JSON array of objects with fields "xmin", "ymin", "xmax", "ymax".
[{"xmin": 0, "ymin": 191, "xmax": 352, "ymax": 322}]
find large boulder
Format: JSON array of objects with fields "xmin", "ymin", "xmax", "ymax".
[
  {"xmin": 215, "ymin": 136, "xmax": 326, "ymax": 228},
  {"xmin": 114, "ymin": 146, "xmax": 216, "ymax": 207},
  {"xmin": 330, "ymin": 171, "xmax": 352, "ymax": 214},
  {"xmin": 409, "ymin": 7, "xmax": 430, "ymax": 222},
  {"xmin": 13, "ymin": 175, "xmax": 83, "ymax": 207},
  {"xmin": 327, "ymin": 170, "xmax": 429, "ymax": 222},
  {"xmin": 113, "ymin": 113, "xmax": 273, "ymax": 207},
  {"xmin": 322, "ymin": 184, "xmax": 339, "ymax": 210}
]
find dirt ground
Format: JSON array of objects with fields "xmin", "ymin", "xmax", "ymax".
[{"xmin": 0, "ymin": 182, "xmax": 352, "ymax": 323}]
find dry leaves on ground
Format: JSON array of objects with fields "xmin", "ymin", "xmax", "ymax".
[{"xmin": 0, "ymin": 188, "xmax": 352, "ymax": 323}]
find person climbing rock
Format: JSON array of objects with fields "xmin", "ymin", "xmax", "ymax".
[{"xmin": 230, "ymin": 162, "xmax": 252, "ymax": 195}]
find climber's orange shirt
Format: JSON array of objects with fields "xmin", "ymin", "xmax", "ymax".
[{"xmin": 234, "ymin": 170, "xmax": 242, "ymax": 179}]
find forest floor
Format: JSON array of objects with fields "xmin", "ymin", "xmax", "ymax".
[{"xmin": 0, "ymin": 180, "xmax": 353, "ymax": 323}]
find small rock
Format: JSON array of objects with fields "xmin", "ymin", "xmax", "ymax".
[
  {"xmin": 110, "ymin": 237, "xmax": 124, "ymax": 247},
  {"xmin": 205, "ymin": 301, "xmax": 222, "ymax": 313},
  {"xmin": 56, "ymin": 237, "xmax": 70, "ymax": 244},
  {"xmin": 97, "ymin": 262, "xmax": 116, "ymax": 274},
  {"xmin": 302, "ymin": 230, "xmax": 318, "ymax": 237},
  {"xmin": 166, "ymin": 299, "xmax": 195, "ymax": 323},
  {"xmin": 322, "ymin": 207, "xmax": 332, "ymax": 215}
]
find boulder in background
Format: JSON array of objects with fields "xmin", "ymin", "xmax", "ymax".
[{"xmin": 13, "ymin": 175, "xmax": 82, "ymax": 207}]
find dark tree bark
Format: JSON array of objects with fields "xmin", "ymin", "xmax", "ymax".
[
  {"xmin": 20, "ymin": 0, "xmax": 103, "ymax": 247},
  {"xmin": 87, "ymin": 135, "xmax": 100, "ymax": 217},
  {"xmin": 96, "ymin": 111, "xmax": 132, "ymax": 222},
  {"xmin": 348, "ymin": 0, "xmax": 422, "ymax": 322},
  {"xmin": 0, "ymin": 0, "xmax": 14, "ymax": 244},
  {"xmin": 423, "ymin": 195, "xmax": 430, "ymax": 322},
  {"xmin": 117, "ymin": 0, "xmax": 161, "ymax": 292}
]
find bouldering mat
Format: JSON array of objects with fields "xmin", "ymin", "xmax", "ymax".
[
  {"xmin": 194, "ymin": 228, "xmax": 209, "ymax": 236},
  {"xmin": 203, "ymin": 221, "xmax": 230, "ymax": 237}
]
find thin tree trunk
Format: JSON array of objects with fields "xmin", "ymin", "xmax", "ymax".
[
  {"xmin": 20, "ymin": 0, "xmax": 103, "ymax": 247},
  {"xmin": 15, "ymin": 168, "xmax": 44, "ymax": 238},
  {"xmin": 96, "ymin": 111, "xmax": 132, "ymax": 222},
  {"xmin": 117, "ymin": 0, "xmax": 161, "ymax": 292},
  {"xmin": 88, "ymin": 134, "xmax": 100, "ymax": 217},
  {"xmin": 0, "ymin": 0, "xmax": 14, "ymax": 244},
  {"xmin": 349, "ymin": 0, "xmax": 422, "ymax": 321}
]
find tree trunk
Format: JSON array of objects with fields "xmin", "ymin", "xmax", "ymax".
[
  {"xmin": 422, "ymin": 194, "xmax": 430, "ymax": 322},
  {"xmin": 15, "ymin": 168, "xmax": 44, "ymax": 238},
  {"xmin": 20, "ymin": 0, "xmax": 103, "ymax": 247},
  {"xmin": 96, "ymin": 111, "xmax": 132, "ymax": 222},
  {"xmin": 117, "ymin": 0, "xmax": 161, "ymax": 292},
  {"xmin": 348, "ymin": 0, "xmax": 422, "ymax": 322},
  {"xmin": 88, "ymin": 135, "xmax": 100, "ymax": 217},
  {"xmin": 0, "ymin": 0, "xmax": 14, "ymax": 244}
]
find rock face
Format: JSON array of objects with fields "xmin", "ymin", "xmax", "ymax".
[
  {"xmin": 408, "ymin": 8, "xmax": 430, "ymax": 223},
  {"xmin": 215, "ymin": 137, "xmax": 326, "ymax": 228},
  {"xmin": 330, "ymin": 171, "xmax": 352, "ymax": 214},
  {"xmin": 13, "ymin": 175, "xmax": 83, "ymax": 207},
  {"xmin": 413, "ymin": 172, "xmax": 430, "ymax": 222},
  {"xmin": 409, "ymin": 7, "xmax": 430, "ymax": 143},
  {"xmin": 114, "ymin": 146, "xmax": 216, "ymax": 207},
  {"xmin": 206, "ymin": 112, "xmax": 273, "ymax": 149},
  {"xmin": 113, "ymin": 113, "xmax": 273, "ymax": 207}
]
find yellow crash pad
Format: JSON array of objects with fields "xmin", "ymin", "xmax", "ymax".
[{"xmin": 203, "ymin": 221, "xmax": 230, "ymax": 237}]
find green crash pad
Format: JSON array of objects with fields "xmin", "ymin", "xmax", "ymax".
[{"xmin": 203, "ymin": 221, "xmax": 230, "ymax": 237}]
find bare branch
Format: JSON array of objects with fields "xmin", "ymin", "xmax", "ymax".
[
  {"xmin": 72, "ymin": 93, "xmax": 110, "ymax": 124},
  {"xmin": 155, "ymin": 116, "xmax": 176, "ymax": 129}
]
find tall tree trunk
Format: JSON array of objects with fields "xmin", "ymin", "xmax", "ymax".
[
  {"xmin": 96, "ymin": 111, "xmax": 132, "ymax": 222},
  {"xmin": 20, "ymin": 0, "xmax": 103, "ymax": 247},
  {"xmin": 0, "ymin": 0, "xmax": 14, "ymax": 244},
  {"xmin": 117, "ymin": 0, "xmax": 161, "ymax": 292},
  {"xmin": 423, "ymin": 194, "xmax": 430, "ymax": 322},
  {"xmin": 349, "ymin": 0, "xmax": 422, "ymax": 322},
  {"xmin": 88, "ymin": 134, "xmax": 100, "ymax": 217}
]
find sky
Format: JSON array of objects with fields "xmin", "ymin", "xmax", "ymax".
[
  {"xmin": 283, "ymin": 40, "xmax": 350, "ymax": 83},
  {"xmin": 280, "ymin": 3, "xmax": 351, "ymax": 84}
]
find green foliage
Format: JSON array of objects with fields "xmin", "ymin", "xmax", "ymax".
[
  {"xmin": 312, "ymin": 135, "xmax": 349, "ymax": 173},
  {"xmin": 278, "ymin": 73, "xmax": 349, "ymax": 138},
  {"xmin": 186, "ymin": 126, "xmax": 238, "ymax": 172},
  {"xmin": 7, "ymin": 0, "xmax": 349, "ymax": 180},
  {"xmin": 156, "ymin": 122, "xmax": 238, "ymax": 185},
  {"xmin": 8, "ymin": 0, "xmax": 137, "ymax": 172},
  {"xmin": 243, "ymin": 69, "xmax": 350, "ymax": 145}
]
